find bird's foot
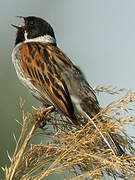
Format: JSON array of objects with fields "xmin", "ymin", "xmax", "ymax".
[{"xmin": 34, "ymin": 106, "xmax": 55, "ymax": 128}]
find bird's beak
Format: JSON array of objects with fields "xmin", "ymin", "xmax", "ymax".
[
  {"xmin": 11, "ymin": 16, "xmax": 25, "ymax": 29},
  {"xmin": 11, "ymin": 24, "xmax": 23, "ymax": 29}
]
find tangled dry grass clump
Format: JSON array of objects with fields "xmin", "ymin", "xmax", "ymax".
[{"xmin": 3, "ymin": 86, "xmax": 135, "ymax": 180}]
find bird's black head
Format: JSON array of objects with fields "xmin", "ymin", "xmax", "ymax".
[{"xmin": 12, "ymin": 16, "xmax": 56, "ymax": 46}]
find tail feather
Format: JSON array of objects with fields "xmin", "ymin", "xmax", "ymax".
[
  {"xmin": 84, "ymin": 113, "xmax": 124, "ymax": 156},
  {"xmin": 105, "ymin": 133, "xmax": 124, "ymax": 156}
]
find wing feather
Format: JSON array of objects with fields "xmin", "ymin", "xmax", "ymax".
[{"xmin": 20, "ymin": 42, "xmax": 77, "ymax": 123}]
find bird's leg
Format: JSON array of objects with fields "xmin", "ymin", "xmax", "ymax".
[{"xmin": 34, "ymin": 105, "xmax": 55, "ymax": 128}]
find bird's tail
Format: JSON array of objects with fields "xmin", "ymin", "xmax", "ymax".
[
  {"xmin": 86, "ymin": 114, "xmax": 124, "ymax": 156},
  {"xmin": 104, "ymin": 132, "xmax": 124, "ymax": 156}
]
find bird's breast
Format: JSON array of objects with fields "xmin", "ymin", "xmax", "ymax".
[{"xmin": 12, "ymin": 43, "xmax": 43, "ymax": 100}]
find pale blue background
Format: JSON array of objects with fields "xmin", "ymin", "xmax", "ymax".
[{"xmin": 1, "ymin": 0, "xmax": 135, "ymax": 179}]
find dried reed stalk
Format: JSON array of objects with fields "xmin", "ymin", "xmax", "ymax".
[{"xmin": 3, "ymin": 86, "xmax": 135, "ymax": 180}]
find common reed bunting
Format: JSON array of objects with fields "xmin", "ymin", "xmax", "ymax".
[{"xmin": 12, "ymin": 16, "xmax": 124, "ymax": 156}]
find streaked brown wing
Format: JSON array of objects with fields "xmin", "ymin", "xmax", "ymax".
[{"xmin": 20, "ymin": 42, "xmax": 77, "ymax": 124}]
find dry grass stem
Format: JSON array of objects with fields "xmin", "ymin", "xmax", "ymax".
[{"xmin": 3, "ymin": 86, "xmax": 135, "ymax": 180}]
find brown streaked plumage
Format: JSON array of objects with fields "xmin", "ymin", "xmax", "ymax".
[
  {"xmin": 20, "ymin": 42, "xmax": 78, "ymax": 124},
  {"xmin": 12, "ymin": 16, "xmax": 124, "ymax": 156}
]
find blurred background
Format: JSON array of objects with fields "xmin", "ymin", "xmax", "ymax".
[{"xmin": 1, "ymin": 0, "xmax": 135, "ymax": 179}]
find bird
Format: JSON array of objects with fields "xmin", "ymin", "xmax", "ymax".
[{"xmin": 12, "ymin": 16, "xmax": 124, "ymax": 156}]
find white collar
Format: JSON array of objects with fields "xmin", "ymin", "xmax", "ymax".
[{"xmin": 24, "ymin": 31, "xmax": 56, "ymax": 44}]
